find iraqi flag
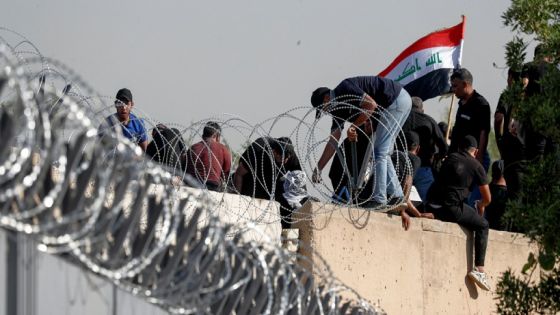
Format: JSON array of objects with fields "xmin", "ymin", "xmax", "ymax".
[{"xmin": 379, "ymin": 16, "xmax": 465, "ymax": 101}]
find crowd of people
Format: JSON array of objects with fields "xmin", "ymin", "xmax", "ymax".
[
  {"xmin": 99, "ymin": 91, "xmax": 310, "ymax": 229},
  {"xmin": 98, "ymin": 44, "xmax": 558, "ymax": 293}
]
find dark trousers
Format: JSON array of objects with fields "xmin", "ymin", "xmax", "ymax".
[
  {"xmin": 504, "ymin": 166, "xmax": 523, "ymax": 201},
  {"xmin": 432, "ymin": 202, "xmax": 489, "ymax": 267}
]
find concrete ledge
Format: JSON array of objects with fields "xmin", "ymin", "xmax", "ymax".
[
  {"xmin": 178, "ymin": 186, "xmax": 283, "ymax": 242},
  {"xmin": 294, "ymin": 201, "xmax": 537, "ymax": 315}
]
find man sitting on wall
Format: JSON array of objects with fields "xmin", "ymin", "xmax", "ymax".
[
  {"xmin": 426, "ymin": 135, "xmax": 491, "ymax": 291},
  {"xmin": 186, "ymin": 122, "xmax": 232, "ymax": 191}
]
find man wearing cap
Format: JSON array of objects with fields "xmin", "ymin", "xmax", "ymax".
[
  {"xmin": 103, "ymin": 88, "xmax": 148, "ymax": 151},
  {"xmin": 401, "ymin": 96, "xmax": 448, "ymax": 202},
  {"xmin": 311, "ymin": 76, "xmax": 411, "ymax": 209},
  {"xmin": 425, "ymin": 135, "xmax": 492, "ymax": 291}
]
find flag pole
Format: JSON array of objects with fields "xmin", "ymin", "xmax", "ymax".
[
  {"xmin": 446, "ymin": 15, "xmax": 464, "ymax": 141},
  {"xmin": 445, "ymin": 94, "xmax": 455, "ymax": 141}
]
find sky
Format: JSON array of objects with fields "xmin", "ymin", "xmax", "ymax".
[{"xmin": 1, "ymin": 0, "xmax": 530, "ymax": 145}]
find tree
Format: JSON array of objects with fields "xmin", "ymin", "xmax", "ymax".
[{"xmin": 495, "ymin": 1, "xmax": 560, "ymax": 314}]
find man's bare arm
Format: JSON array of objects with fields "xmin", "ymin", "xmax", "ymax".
[
  {"xmin": 139, "ymin": 140, "xmax": 148, "ymax": 152},
  {"xmin": 354, "ymin": 94, "xmax": 377, "ymax": 127},
  {"xmin": 476, "ymin": 130, "xmax": 488, "ymax": 163},
  {"xmin": 494, "ymin": 113, "xmax": 504, "ymax": 139},
  {"xmin": 494, "ymin": 112, "xmax": 505, "ymax": 156},
  {"xmin": 476, "ymin": 184, "xmax": 491, "ymax": 215},
  {"xmin": 346, "ymin": 94, "xmax": 377, "ymax": 142},
  {"xmin": 313, "ymin": 129, "xmax": 342, "ymax": 182},
  {"xmin": 402, "ymin": 175, "xmax": 421, "ymax": 217},
  {"xmin": 401, "ymin": 210, "xmax": 411, "ymax": 231}
]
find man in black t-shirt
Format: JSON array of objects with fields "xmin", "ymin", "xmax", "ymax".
[
  {"xmin": 311, "ymin": 76, "xmax": 412, "ymax": 209},
  {"xmin": 449, "ymin": 68, "xmax": 491, "ymax": 170},
  {"xmin": 449, "ymin": 68, "xmax": 491, "ymax": 207},
  {"xmin": 522, "ymin": 44, "xmax": 557, "ymax": 99},
  {"xmin": 494, "ymin": 68, "xmax": 522, "ymax": 147},
  {"xmin": 494, "ymin": 68, "xmax": 526, "ymax": 202},
  {"xmin": 426, "ymin": 135, "xmax": 491, "ymax": 291},
  {"xmin": 521, "ymin": 44, "xmax": 559, "ymax": 161}
]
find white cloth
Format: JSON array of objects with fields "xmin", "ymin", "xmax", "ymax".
[
  {"xmin": 282, "ymin": 170, "xmax": 308, "ymax": 209},
  {"xmin": 409, "ymin": 185, "xmax": 422, "ymax": 202}
]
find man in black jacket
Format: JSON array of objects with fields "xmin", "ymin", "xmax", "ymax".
[{"xmin": 401, "ymin": 97, "xmax": 448, "ymax": 202}]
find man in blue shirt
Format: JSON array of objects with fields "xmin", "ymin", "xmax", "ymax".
[
  {"xmin": 103, "ymin": 88, "xmax": 148, "ymax": 151},
  {"xmin": 311, "ymin": 76, "xmax": 412, "ymax": 209}
]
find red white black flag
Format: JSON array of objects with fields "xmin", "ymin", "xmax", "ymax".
[{"xmin": 379, "ymin": 16, "xmax": 465, "ymax": 101}]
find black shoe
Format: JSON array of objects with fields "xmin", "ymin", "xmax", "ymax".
[
  {"xmin": 361, "ymin": 200, "xmax": 388, "ymax": 211},
  {"xmin": 387, "ymin": 196, "xmax": 405, "ymax": 206}
]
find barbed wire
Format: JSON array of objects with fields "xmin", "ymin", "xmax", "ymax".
[{"xmin": 0, "ymin": 29, "xmax": 401, "ymax": 314}]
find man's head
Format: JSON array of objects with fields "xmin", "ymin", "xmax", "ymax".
[
  {"xmin": 460, "ymin": 135, "xmax": 478, "ymax": 157},
  {"xmin": 152, "ymin": 123, "xmax": 168, "ymax": 139},
  {"xmin": 311, "ymin": 87, "xmax": 331, "ymax": 119},
  {"xmin": 534, "ymin": 43, "xmax": 554, "ymax": 63},
  {"xmin": 534, "ymin": 44, "xmax": 544, "ymax": 60},
  {"xmin": 450, "ymin": 68, "xmax": 474, "ymax": 100},
  {"xmin": 411, "ymin": 96, "xmax": 424, "ymax": 113},
  {"xmin": 115, "ymin": 88, "xmax": 134, "ymax": 122},
  {"xmin": 404, "ymin": 131, "xmax": 420, "ymax": 155},
  {"xmin": 271, "ymin": 137, "xmax": 295, "ymax": 165},
  {"xmin": 202, "ymin": 121, "xmax": 222, "ymax": 140}
]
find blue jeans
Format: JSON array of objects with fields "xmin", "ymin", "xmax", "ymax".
[
  {"xmin": 373, "ymin": 89, "xmax": 412, "ymax": 203},
  {"xmin": 413, "ymin": 166, "xmax": 434, "ymax": 203}
]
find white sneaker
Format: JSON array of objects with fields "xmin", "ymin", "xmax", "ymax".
[{"xmin": 468, "ymin": 268, "xmax": 491, "ymax": 291}]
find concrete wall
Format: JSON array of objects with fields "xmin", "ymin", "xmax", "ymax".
[
  {"xmin": 2, "ymin": 191, "xmax": 537, "ymax": 314},
  {"xmin": 0, "ymin": 229, "xmax": 167, "ymax": 315},
  {"xmin": 34, "ymin": 246, "xmax": 166, "ymax": 315},
  {"xmin": 180, "ymin": 186, "xmax": 283, "ymax": 242},
  {"xmin": 293, "ymin": 201, "xmax": 538, "ymax": 315}
]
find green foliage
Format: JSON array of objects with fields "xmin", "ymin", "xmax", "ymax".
[
  {"xmin": 487, "ymin": 129, "xmax": 500, "ymax": 162},
  {"xmin": 496, "ymin": 268, "xmax": 560, "ymax": 314},
  {"xmin": 496, "ymin": 269, "xmax": 534, "ymax": 315},
  {"xmin": 496, "ymin": 0, "xmax": 560, "ymax": 313},
  {"xmin": 504, "ymin": 36, "xmax": 528, "ymax": 71},
  {"xmin": 503, "ymin": 155, "xmax": 560, "ymax": 254},
  {"xmin": 502, "ymin": 0, "xmax": 560, "ymax": 43}
]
